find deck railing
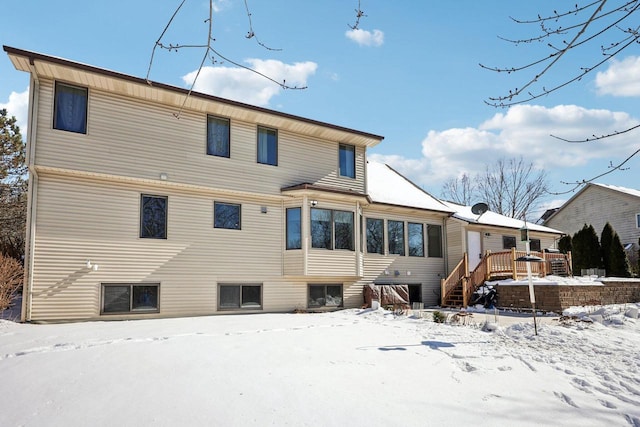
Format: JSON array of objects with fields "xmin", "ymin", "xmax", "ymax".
[{"xmin": 442, "ymin": 250, "xmax": 572, "ymax": 306}]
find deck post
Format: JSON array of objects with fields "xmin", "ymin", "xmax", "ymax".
[
  {"xmin": 542, "ymin": 251, "xmax": 547, "ymax": 277},
  {"xmin": 511, "ymin": 247, "xmax": 517, "ymax": 280},
  {"xmin": 440, "ymin": 278, "xmax": 445, "ymax": 305},
  {"xmin": 567, "ymin": 251, "xmax": 573, "ymax": 276},
  {"xmin": 464, "ymin": 252, "xmax": 469, "ymax": 276},
  {"xmin": 462, "ymin": 277, "xmax": 468, "ymax": 307},
  {"xmin": 485, "ymin": 250, "xmax": 492, "ymax": 281}
]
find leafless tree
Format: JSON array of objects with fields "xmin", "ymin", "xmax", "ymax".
[
  {"xmin": 440, "ymin": 173, "xmax": 475, "ymax": 205},
  {"xmin": 441, "ymin": 157, "xmax": 549, "ymax": 219},
  {"xmin": 481, "ymin": 1, "xmax": 640, "ymax": 192}
]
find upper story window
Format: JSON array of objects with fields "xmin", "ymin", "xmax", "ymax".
[
  {"xmin": 140, "ymin": 195, "xmax": 167, "ymax": 239},
  {"xmin": 408, "ymin": 223, "xmax": 424, "ymax": 257},
  {"xmin": 54, "ymin": 82, "xmax": 88, "ymax": 134},
  {"xmin": 257, "ymin": 126, "xmax": 278, "ymax": 166},
  {"xmin": 339, "ymin": 144, "xmax": 355, "ymax": 178},
  {"xmin": 311, "ymin": 208, "xmax": 354, "ymax": 251},
  {"xmin": 207, "ymin": 115, "xmax": 230, "ymax": 157},
  {"xmin": 388, "ymin": 220, "xmax": 405, "ymax": 256},
  {"xmin": 286, "ymin": 207, "xmax": 302, "ymax": 250},
  {"xmin": 503, "ymin": 235, "xmax": 516, "ymax": 249},
  {"xmin": 427, "ymin": 224, "xmax": 443, "ymax": 258},
  {"xmin": 636, "ymin": 213, "xmax": 640, "ymax": 228},
  {"xmin": 366, "ymin": 218, "xmax": 384, "ymax": 254},
  {"xmin": 214, "ymin": 202, "xmax": 241, "ymax": 230}
]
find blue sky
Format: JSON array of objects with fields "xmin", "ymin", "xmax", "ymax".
[{"xmin": 2, "ymin": 1, "xmax": 639, "ymax": 218}]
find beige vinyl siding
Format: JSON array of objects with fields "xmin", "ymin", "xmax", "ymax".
[
  {"xmin": 29, "ymin": 173, "xmax": 287, "ymax": 321},
  {"xmin": 35, "ymin": 79, "xmax": 365, "ymax": 196},
  {"xmin": 470, "ymin": 227, "xmax": 558, "ymax": 255},
  {"xmin": 360, "ymin": 207, "xmax": 448, "ymax": 306},
  {"xmin": 445, "ymin": 219, "xmax": 465, "ymax": 271},
  {"xmin": 546, "ymin": 185, "xmax": 640, "ymax": 246}
]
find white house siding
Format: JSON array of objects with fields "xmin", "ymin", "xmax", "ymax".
[
  {"xmin": 545, "ymin": 185, "xmax": 640, "ymax": 247},
  {"xmin": 360, "ymin": 207, "xmax": 448, "ymax": 306},
  {"xmin": 471, "ymin": 227, "xmax": 558, "ymax": 255},
  {"xmin": 34, "ymin": 79, "xmax": 366, "ymax": 197}
]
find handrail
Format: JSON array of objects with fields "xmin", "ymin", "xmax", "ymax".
[
  {"xmin": 440, "ymin": 253, "xmax": 468, "ymax": 303},
  {"xmin": 442, "ymin": 250, "xmax": 572, "ymax": 307}
]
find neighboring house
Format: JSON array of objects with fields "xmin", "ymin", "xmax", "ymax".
[{"xmin": 544, "ymin": 183, "xmax": 640, "ymax": 254}]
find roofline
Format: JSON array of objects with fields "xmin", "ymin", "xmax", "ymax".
[
  {"xmin": 370, "ymin": 201, "xmax": 454, "ymax": 216},
  {"xmin": 281, "ymin": 183, "xmax": 371, "ymax": 202},
  {"xmin": 3, "ymin": 45, "xmax": 385, "ymax": 142},
  {"xmin": 382, "ymin": 163, "xmax": 453, "ymax": 212}
]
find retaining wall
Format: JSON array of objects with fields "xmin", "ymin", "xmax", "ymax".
[{"xmin": 496, "ymin": 280, "xmax": 640, "ymax": 313}]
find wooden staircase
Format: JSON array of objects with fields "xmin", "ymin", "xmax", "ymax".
[{"xmin": 441, "ymin": 249, "xmax": 572, "ymax": 308}]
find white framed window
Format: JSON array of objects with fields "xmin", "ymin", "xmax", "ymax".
[
  {"xmin": 219, "ymin": 284, "xmax": 262, "ymax": 310},
  {"xmin": 308, "ymin": 285, "xmax": 343, "ymax": 308},
  {"xmin": 207, "ymin": 115, "xmax": 230, "ymax": 157},
  {"xmin": 257, "ymin": 126, "xmax": 277, "ymax": 166},
  {"xmin": 339, "ymin": 144, "xmax": 355, "ymax": 178},
  {"xmin": 102, "ymin": 284, "xmax": 159, "ymax": 314},
  {"xmin": 636, "ymin": 213, "xmax": 640, "ymax": 228},
  {"xmin": 54, "ymin": 82, "xmax": 88, "ymax": 134},
  {"xmin": 310, "ymin": 208, "xmax": 354, "ymax": 251}
]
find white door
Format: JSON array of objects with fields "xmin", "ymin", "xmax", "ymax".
[{"xmin": 467, "ymin": 231, "xmax": 482, "ymax": 270}]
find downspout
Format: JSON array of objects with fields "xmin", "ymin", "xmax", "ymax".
[{"xmin": 22, "ymin": 61, "xmax": 39, "ymax": 322}]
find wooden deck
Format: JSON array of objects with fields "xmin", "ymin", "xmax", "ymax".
[{"xmin": 441, "ymin": 249, "xmax": 572, "ymax": 307}]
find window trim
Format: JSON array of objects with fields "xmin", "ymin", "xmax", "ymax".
[
  {"xmin": 339, "ymin": 143, "xmax": 356, "ymax": 179},
  {"xmin": 257, "ymin": 126, "xmax": 278, "ymax": 166},
  {"xmin": 214, "ymin": 201, "xmax": 242, "ymax": 230},
  {"xmin": 218, "ymin": 284, "xmax": 263, "ymax": 310},
  {"xmin": 388, "ymin": 219, "xmax": 406, "ymax": 256},
  {"xmin": 307, "ymin": 284, "xmax": 344, "ymax": 309},
  {"xmin": 286, "ymin": 207, "xmax": 302, "ymax": 250},
  {"xmin": 503, "ymin": 235, "xmax": 517, "ymax": 250},
  {"xmin": 636, "ymin": 213, "xmax": 640, "ymax": 228},
  {"xmin": 408, "ymin": 222, "xmax": 425, "ymax": 257},
  {"xmin": 140, "ymin": 194, "xmax": 168, "ymax": 239},
  {"xmin": 206, "ymin": 114, "xmax": 231, "ymax": 158},
  {"xmin": 101, "ymin": 283, "xmax": 160, "ymax": 315},
  {"xmin": 427, "ymin": 224, "xmax": 443, "ymax": 258},
  {"xmin": 310, "ymin": 208, "xmax": 355, "ymax": 251},
  {"xmin": 53, "ymin": 81, "xmax": 88, "ymax": 134},
  {"xmin": 366, "ymin": 217, "xmax": 385, "ymax": 255}
]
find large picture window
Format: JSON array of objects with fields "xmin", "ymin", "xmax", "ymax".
[
  {"xmin": 408, "ymin": 223, "xmax": 424, "ymax": 257},
  {"xmin": 207, "ymin": 115, "xmax": 230, "ymax": 157},
  {"xmin": 54, "ymin": 82, "xmax": 88, "ymax": 134},
  {"xmin": 214, "ymin": 202, "xmax": 241, "ymax": 230},
  {"xmin": 286, "ymin": 207, "xmax": 302, "ymax": 250},
  {"xmin": 311, "ymin": 208, "xmax": 354, "ymax": 251},
  {"xmin": 257, "ymin": 126, "xmax": 278, "ymax": 166},
  {"xmin": 339, "ymin": 144, "xmax": 355, "ymax": 178},
  {"xmin": 427, "ymin": 224, "xmax": 443, "ymax": 258},
  {"xmin": 102, "ymin": 284, "xmax": 159, "ymax": 314},
  {"xmin": 308, "ymin": 285, "xmax": 343, "ymax": 308},
  {"xmin": 366, "ymin": 218, "xmax": 384, "ymax": 254},
  {"xmin": 140, "ymin": 195, "xmax": 167, "ymax": 239},
  {"xmin": 388, "ymin": 220, "xmax": 405, "ymax": 256},
  {"xmin": 219, "ymin": 284, "xmax": 262, "ymax": 310}
]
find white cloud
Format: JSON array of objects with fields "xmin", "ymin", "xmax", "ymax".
[
  {"xmin": 372, "ymin": 104, "xmax": 640, "ymax": 190},
  {"xmin": 595, "ymin": 56, "xmax": 640, "ymax": 96},
  {"xmin": 345, "ymin": 28, "xmax": 384, "ymax": 47},
  {"xmin": 183, "ymin": 59, "xmax": 317, "ymax": 106},
  {"xmin": 0, "ymin": 87, "xmax": 29, "ymax": 137},
  {"xmin": 212, "ymin": 0, "xmax": 231, "ymax": 13}
]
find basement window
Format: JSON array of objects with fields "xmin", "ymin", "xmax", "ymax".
[
  {"xmin": 102, "ymin": 284, "xmax": 159, "ymax": 314},
  {"xmin": 219, "ymin": 284, "xmax": 262, "ymax": 310}
]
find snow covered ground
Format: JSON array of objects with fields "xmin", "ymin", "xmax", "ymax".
[{"xmin": 1, "ymin": 305, "xmax": 639, "ymax": 427}]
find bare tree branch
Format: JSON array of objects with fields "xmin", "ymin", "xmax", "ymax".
[
  {"xmin": 348, "ymin": 0, "xmax": 367, "ymax": 30},
  {"xmin": 243, "ymin": 0, "xmax": 282, "ymax": 51}
]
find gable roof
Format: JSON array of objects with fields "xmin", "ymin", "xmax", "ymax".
[
  {"xmin": 443, "ymin": 201, "xmax": 563, "ymax": 235},
  {"xmin": 4, "ymin": 45, "xmax": 384, "ymax": 148},
  {"xmin": 544, "ymin": 182, "xmax": 640, "ymax": 225},
  {"xmin": 366, "ymin": 161, "xmax": 454, "ymax": 214}
]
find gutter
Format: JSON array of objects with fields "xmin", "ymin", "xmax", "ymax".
[{"xmin": 21, "ymin": 59, "xmax": 39, "ymax": 322}]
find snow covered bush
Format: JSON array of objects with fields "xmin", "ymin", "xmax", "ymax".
[{"xmin": 0, "ymin": 254, "xmax": 22, "ymax": 312}]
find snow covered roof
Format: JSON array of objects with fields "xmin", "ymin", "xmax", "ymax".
[
  {"xmin": 366, "ymin": 161, "xmax": 454, "ymax": 213},
  {"xmin": 442, "ymin": 200, "xmax": 564, "ymax": 234},
  {"xmin": 591, "ymin": 182, "xmax": 640, "ymax": 199}
]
